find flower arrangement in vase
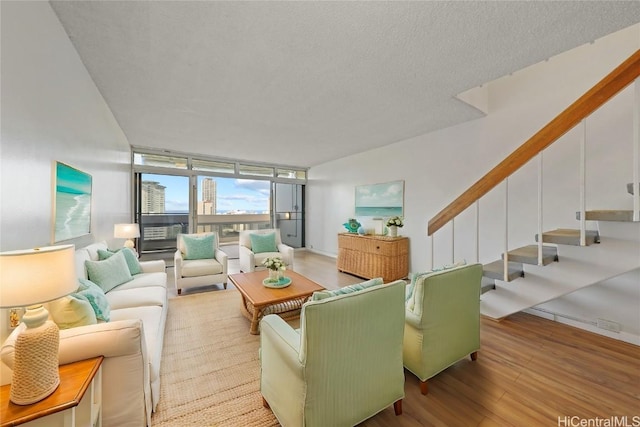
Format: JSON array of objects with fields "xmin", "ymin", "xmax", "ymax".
[
  {"xmin": 262, "ymin": 257, "xmax": 287, "ymax": 282},
  {"xmin": 385, "ymin": 216, "xmax": 404, "ymax": 237}
]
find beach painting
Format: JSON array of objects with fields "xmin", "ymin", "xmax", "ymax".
[
  {"xmin": 53, "ymin": 162, "xmax": 92, "ymax": 242},
  {"xmin": 355, "ymin": 180, "xmax": 404, "ymax": 217}
]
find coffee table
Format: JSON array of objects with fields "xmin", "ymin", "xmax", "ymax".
[{"xmin": 229, "ymin": 270, "xmax": 325, "ymax": 334}]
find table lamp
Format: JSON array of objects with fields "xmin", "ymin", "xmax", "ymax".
[
  {"xmin": 114, "ymin": 223, "xmax": 140, "ymax": 249},
  {"xmin": 0, "ymin": 245, "xmax": 77, "ymax": 405}
]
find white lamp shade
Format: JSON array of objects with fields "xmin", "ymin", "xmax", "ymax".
[
  {"xmin": 114, "ymin": 223, "xmax": 140, "ymax": 239},
  {"xmin": 0, "ymin": 245, "xmax": 77, "ymax": 308}
]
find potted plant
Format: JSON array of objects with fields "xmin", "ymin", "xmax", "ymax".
[
  {"xmin": 263, "ymin": 257, "xmax": 287, "ymax": 282},
  {"xmin": 385, "ymin": 216, "xmax": 404, "ymax": 237}
]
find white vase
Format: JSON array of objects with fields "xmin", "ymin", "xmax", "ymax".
[
  {"xmin": 268, "ymin": 269, "xmax": 279, "ymax": 282},
  {"xmin": 388, "ymin": 225, "xmax": 398, "ymax": 237}
]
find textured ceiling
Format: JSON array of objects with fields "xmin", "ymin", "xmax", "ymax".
[{"xmin": 50, "ymin": 1, "xmax": 640, "ymax": 168}]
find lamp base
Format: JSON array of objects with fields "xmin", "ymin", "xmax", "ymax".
[
  {"xmin": 124, "ymin": 239, "xmax": 135, "ymax": 249},
  {"xmin": 10, "ymin": 319, "xmax": 60, "ymax": 405}
]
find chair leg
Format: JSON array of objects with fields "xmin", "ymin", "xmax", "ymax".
[
  {"xmin": 420, "ymin": 380, "xmax": 428, "ymax": 395},
  {"xmin": 470, "ymin": 351, "xmax": 478, "ymax": 361},
  {"xmin": 262, "ymin": 396, "xmax": 270, "ymax": 409},
  {"xmin": 393, "ymin": 399, "xmax": 402, "ymax": 415},
  {"xmin": 177, "ymin": 288, "xmax": 182, "ymax": 295},
  {"xmin": 223, "ymin": 282, "xmax": 228, "ymax": 290}
]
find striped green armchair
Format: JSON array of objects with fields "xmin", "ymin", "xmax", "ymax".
[
  {"xmin": 403, "ymin": 263, "xmax": 483, "ymax": 395},
  {"xmin": 260, "ymin": 278, "xmax": 406, "ymax": 426}
]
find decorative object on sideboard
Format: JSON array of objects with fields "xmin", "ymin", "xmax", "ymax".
[
  {"xmin": 342, "ymin": 218, "xmax": 361, "ymax": 233},
  {"xmin": 52, "ymin": 161, "xmax": 92, "ymax": 243},
  {"xmin": 386, "ymin": 216, "xmax": 404, "ymax": 238},
  {"xmin": 114, "ymin": 223, "xmax": 141, "ymax": 250},
  {"xmin": 0, "ymin": 245, "xmax": 77, "ymax": 405}
]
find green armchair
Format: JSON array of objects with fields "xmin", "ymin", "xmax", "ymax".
[
  {"xmin": 260, "ymin": 279, "xmax": 406, "ymax": 426},
  {"xmin": 403, "ymin": 263, "xmax": 483, "ymax": 395}
]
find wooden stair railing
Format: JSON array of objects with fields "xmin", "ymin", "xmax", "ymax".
[{"xmin": 428, "ymin": 49, "xmax": 640, "ymax": 236}]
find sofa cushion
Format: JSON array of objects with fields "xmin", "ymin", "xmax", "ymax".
[
  {"xmin": 98, "ymin": 248, "xmax": 142, "ymax": 275},
  {"xmin": 250, "ymin": 232, "xmax": 277, "ymax": 253},
  {"xmin": 110, "ymin": 305, "xmax": 165, "ymax": 385},
  {"xmin": 85, "ymin": 251, "xmax": 133, "ymax": 293},
  {"xmin": 181, "ymin": 234, "xmax": 215, "ymax": 260},
  {"xmin": 311, "ymin": 277, "xmax": 384, "ymax": 301},
  {"xmin": 106, "ymin": 286, "xmax": 166, "ymax": 310},
  {"xmin": 181, "ymin": 258, "xmax": 224, "ymax": 277},
  {"xmin": 74, "ymin": 248, "xmax": 91, "ymax": 280},
  {"xmin": 77, "ymin": 278, "xmax": 111, "ymax": 322},
  {"xmin": 49, "ymin": 294, "xmax": 97, "ymax": 329},
  {"xmin": 116, "ymin": 272, "xmax": 168, "ymax": 291},
  {"xmin": 83, "ymin": 241, "xmax": 109, "ymax": 261}
]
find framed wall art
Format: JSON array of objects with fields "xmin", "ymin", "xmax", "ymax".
[
  {"xmin": 52, "ymin": 161, "xmax": 92, "ymax": 242},
  {"xmin": 354, "ymin": 180, "xmax": 404, "ymax": 217}
]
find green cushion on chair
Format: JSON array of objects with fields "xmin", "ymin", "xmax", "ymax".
[
  {"xmin": 182, "ymin": 234, "xmax": 216, "ymax": 260},
  {"xmin": 250, "ymin": 232, "xmax": 278, "ymax": 253}
]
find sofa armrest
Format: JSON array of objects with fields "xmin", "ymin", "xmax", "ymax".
[
  {"xmin": 277, "ymin": 243, "xmax": 295, "ymax": 269},
  {"xmin": 215, "ymin": 249, "xmax": 228, "ymax": 273},
  {"xmin": 239, "ymin": 245, "xmax": 255, "ymax": 273},
  {"xmin": 139, "ymin": 259, "xmax": 166, "ymax": 273},
  {"xmin": 405, "ymin": 309, "xmax": 421, "ymax": 329},
  {"xmin": 1, "ymin": 319, "xmax": 148, "ymax": 369},
  {"xmin": 260, "ymin": 314, "xmax": 304, "ymax": 413}
]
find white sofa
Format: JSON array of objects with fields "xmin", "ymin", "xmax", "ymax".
[{"xmin": 1, "ymin": 241, "xmax": 167, "ymax": 427}]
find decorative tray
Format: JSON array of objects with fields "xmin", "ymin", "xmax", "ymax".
[{"xmin": 262, "ymin": 276, "xmax": 292, "ymax": 288}]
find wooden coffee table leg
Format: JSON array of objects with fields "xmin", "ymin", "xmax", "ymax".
[{"xmin": 250, "ymin": 307, "xmax": 263, "ymax": 335}]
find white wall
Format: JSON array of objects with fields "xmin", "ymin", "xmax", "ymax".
[
  {"xmin": 0, "ymin": 1, "xmax": 132, "ymax": 377},
  {"xmin": 306, "ymin": 24, "xmax": 640, "ymax": 342}
]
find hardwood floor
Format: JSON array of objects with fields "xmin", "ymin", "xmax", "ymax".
[{"xmin": 161, "ymin": 249, "xmax": 640, "ymax": 426}]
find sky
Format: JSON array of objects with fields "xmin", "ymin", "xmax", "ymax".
[{"xmin": 143, "ymin": 174, "xmax": 270, "ymax": 213}]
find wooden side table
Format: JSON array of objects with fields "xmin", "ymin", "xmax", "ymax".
[{"xmin": 0, "ymin": 356, "xmax": 103, "ymax": 427}]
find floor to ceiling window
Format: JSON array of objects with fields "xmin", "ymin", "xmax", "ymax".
[{"xmin": 132, "ymin": 150, "xmax": 307, "ymax": 254}]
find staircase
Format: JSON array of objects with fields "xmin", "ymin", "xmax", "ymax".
[
  {"xmin": 480, "ymin": 210, "xmax": 639, "ymax": 320},
  {"xmin": 427, "ymin": 50, "xmax": 640, "ymax": 322}
]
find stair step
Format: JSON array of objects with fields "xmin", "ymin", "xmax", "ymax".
[
  {"xmin": 576, "ymin": 210, "xmax": 634, "ymax": 222},
  {"xmin": 481, "ymin": 277, "xmax": 496, "ymax": 294},
  {"xmin": 502, "ymin": 245, "xmax": 558, "ymax": 266},
  {"xmin": 535, "ymin": 228, "xmax": 600, "ymax": 246},
  {"xmin": 483, "ymin": 260, "xmax": 524, "ymax": 281}
]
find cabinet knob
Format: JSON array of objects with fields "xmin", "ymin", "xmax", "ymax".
[{"xmin": 376, "ymin": 246, "xmax": 380, "ymax": 249}]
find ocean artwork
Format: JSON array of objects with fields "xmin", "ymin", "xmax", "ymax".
[
  {"xmin": 53, "ymin": 162, "xmax": 92, "ymax": 242},
  {"xmin": 355, "ymin": 180, "xmax": 404, "ymax": 217}
]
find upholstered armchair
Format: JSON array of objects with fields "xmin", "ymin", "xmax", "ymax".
[
  {"xmin": 239, "ymin": 229, "xmax": 294, "ymax": 273},
  {"xmin": 403, "ymin": 263, "xmax": 483, "ymax": 394},
  {"xmin": 260, "ymin": 278, "xmax": 406, "ymax": 427},
  {"xmin": 174, "ymin": 232, "xmax": 228, "ymax": 295}
]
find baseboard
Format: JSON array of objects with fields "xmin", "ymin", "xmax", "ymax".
[
  {"xmin": 304, "ymin": 247, "xmax": 337, "ymax": 259},
  {"xmin": 524, "ymin": 308, "xmax": 640, "ymax": 345}
]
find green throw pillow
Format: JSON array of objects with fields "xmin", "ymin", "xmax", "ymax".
[
  {"xmin": 181, "ymin": 234, "xmax": 216, "ymax": 260},
  {"xmin": 311, "ymin": 277, "xmax": 384, "ymax": 301},
  {"xmin": 85, "ymin": 251, "xmax": 133, "ymax": 293},
  {"xmin": 98, "ymin": 247, "xmax": 142, "ymax": 275},
  {"xmin": 77, "ymin": 278, "xmax": 111, "ymax": 322},
  {"xmin": 48, "ymin": 293, "xmax": 97, "ymax": 329},
  {"xmin": 250, "ymin": 232, "xmax": 278, "ymax": 253}
]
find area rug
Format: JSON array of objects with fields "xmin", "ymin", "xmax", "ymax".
[{"xmin": 151, "ymin": 289, "xmax": 280, "ymax": 426}]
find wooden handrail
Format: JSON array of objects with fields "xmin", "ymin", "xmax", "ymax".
[{"xmin": 428, "ymin": 49, "xmax": 640, "ymax": 236}]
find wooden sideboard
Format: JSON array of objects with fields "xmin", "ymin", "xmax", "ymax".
[{"xmin": 337, "ymin": 233, "xmax": 409, "ymax": 282}]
